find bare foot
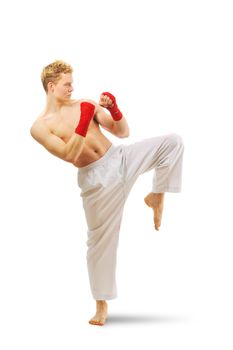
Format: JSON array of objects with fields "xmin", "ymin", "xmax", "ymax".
[
  {"xmin": 144, "ymin": 192, "xmax": 164, "ymax": 231},
  {"xmin": 89, "ymin": 300, "xmax": 108, "ymax": 326}
]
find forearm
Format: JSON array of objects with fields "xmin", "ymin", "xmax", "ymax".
[
  {"xmin": 112, "ymin": 115, "xmax": 130, "ymax": 137},
  {"xmin": 100, "ymin": 92, "xmax": 130, "ymax": 138},
  {"xmin": 64, "ymin": 133, "xmax": 85, "ymax": 163},
  {"xmin": 64, "ymin": 101, "xmax": 95, "ymax": 163}
]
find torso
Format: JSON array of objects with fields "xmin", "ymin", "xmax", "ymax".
[{"xmin": 36, "ymin": 99, "xmax": 112, "ymax": 168}]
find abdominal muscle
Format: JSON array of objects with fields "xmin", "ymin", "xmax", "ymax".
[{"xmin": 74, "ymin": 120, "xmax": 112, "ymax": 168}]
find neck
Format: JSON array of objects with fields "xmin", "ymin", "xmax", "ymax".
[
  {"xmin": 44, "ymin": 95, "xmax": 66, "ymax": 114},
  {"xmin": 43, "ymin": 93, "xmax": 76, "ymax": 116}
]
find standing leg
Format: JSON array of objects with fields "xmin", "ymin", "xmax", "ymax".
[
  {"xmin": 82, "ymin": 182, "xmax": 125, "ymax": 325},
  {"xmin": 78, "ymin": 144, "xmax": 126, "ymax": 326},
  {"xmin": 83, "ymin": 183, "xmax": 125, "ymax": 300}
]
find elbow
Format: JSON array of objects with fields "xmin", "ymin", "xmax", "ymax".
[
  {"xmin": 66, "ymin": 152, "xmax": 77, "ymax": 164},
  {"xmin": 70, "ymin": 150, "xmax": 82, "ymax": 165},
  {"xmin": 117, "ymin": 128, "xmax": 130, "ymax": 138},
  {"xmin": 64, "ymin": 148, "xmax": 75, "ymax": 164},
  {"xmin": 65, "ymin": 154, "xmax": 73, "ymax": 163},
  {"xmin": 119, "ymin": 131, "xmax": 130, "ymax": 138}
]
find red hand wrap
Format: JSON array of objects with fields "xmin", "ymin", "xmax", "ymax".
[
  {"xmin": 101, "ymin": 92, "xmax": 123, "ymax": 121},
  {"xmin": 75, "ymin": 102, "xmax": 95, "ymax": 137}
]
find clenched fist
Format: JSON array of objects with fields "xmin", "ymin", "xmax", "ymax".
[
  {"xmin": 99, "ymin": 93, "xmax": 115, "ymax": 109},
  {"xmin": 99, "ymin": 92, "xmax": 123, "ymax": 121}
]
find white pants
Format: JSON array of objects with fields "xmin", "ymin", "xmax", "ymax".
[{"xmin": 77, "ymin": 134, "xmax": 184, "ymax": 300}]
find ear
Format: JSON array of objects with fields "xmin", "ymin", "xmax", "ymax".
[{"xmin": 47, "ymin": 81, "xmax": 54, "ymax": 92}]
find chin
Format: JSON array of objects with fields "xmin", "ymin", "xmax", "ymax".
[{"xmin": 63, "ymin": 95, "xmax": 71, "ymax": 101}]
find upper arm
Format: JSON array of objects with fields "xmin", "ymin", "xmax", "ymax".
[{"xmin": 30, "ymin": 122, "xmax": 66, "ymax": 160}]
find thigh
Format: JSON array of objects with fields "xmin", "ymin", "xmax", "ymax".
[{"xmin": 123, "ymin": 135, "xmax": 169, "ymax": 182}]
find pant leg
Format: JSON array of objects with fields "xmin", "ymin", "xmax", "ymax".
[
  {"xmin": 77, "ymin": 146, "xmax": 126, "ymax": 300},
  {"xmin": 122, "ymin": 133, "xmax": 184, "ymax": 199}
]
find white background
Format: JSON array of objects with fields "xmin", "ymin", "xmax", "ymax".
[{"xmin": 0, "ymin": 0, "xmax": 233, "ymax": 348}]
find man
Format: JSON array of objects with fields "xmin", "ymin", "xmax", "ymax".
[{"xmin": 30, "ymin": 60, "xmax": 184, "ymax": 326}]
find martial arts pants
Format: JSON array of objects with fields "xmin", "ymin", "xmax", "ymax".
[{"xmin": 77, "ymin": 134, "xmax": 184, "ymax": 300}]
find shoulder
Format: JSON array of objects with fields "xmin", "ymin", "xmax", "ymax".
[
  {"xmin": 74, "ymin": 98, "xmax": 100, "ymax": 119},
  {"xmin": 33, "ymin": 109, "xmax": 55, "ymax": 123},
  {"xmin": 68, "ymin": 98, "xmax": 98, "ymax": 113},
  {"xmin": 31, "ymin": 111, "xmax": 54, "ymax": 130},
  {"xmin": 75, "ymin": 98, "xmax": 98, "ymax": 106},
  {"xmin": 30, "ymin": 117, "xmax": 51, "ymax": 142}
]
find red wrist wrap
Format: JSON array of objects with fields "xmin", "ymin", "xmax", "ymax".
[
  {"xmin": 101, "ymin": 92, "xmax": 123, "ymax": 121},
  {"xmin": 75, "ymin": 102, "xmax": 95, "ymax": 137}
]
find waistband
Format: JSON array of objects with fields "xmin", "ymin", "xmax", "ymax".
[{"xmin": 78, "ymin": 144, "xmax": 118, "ymax": 173}]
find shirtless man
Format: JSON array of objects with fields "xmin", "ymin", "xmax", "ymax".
[{"xmin": 30, "ymin": 60, "xmax": 184, "ymax": 326}]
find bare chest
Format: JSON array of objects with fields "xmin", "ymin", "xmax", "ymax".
[
  {"xmin": 48, "ymin": 116, "xmax": 77, "ymax": 142},
  {"xmin": 42, "ymin": 110, "xmax": 99, "ymax": 143}
]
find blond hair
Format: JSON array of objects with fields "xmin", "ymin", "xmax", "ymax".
[{"xmin": 41, "ymin": 60, "xmax": 73, "ymax": 93}]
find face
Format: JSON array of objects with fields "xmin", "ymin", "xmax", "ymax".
[{"xmin": 49, "ymin": 73, "xmax": 74, "ymax": 101}]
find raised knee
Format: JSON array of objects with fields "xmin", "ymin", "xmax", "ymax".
[{"xmin": 166, "ymin": 133, "xmax": 184, "ymax": 149}]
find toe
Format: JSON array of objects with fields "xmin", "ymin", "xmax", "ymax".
[{"xmin": 89, "ymin": 319, "xmax": 104, "ymax": 326}]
